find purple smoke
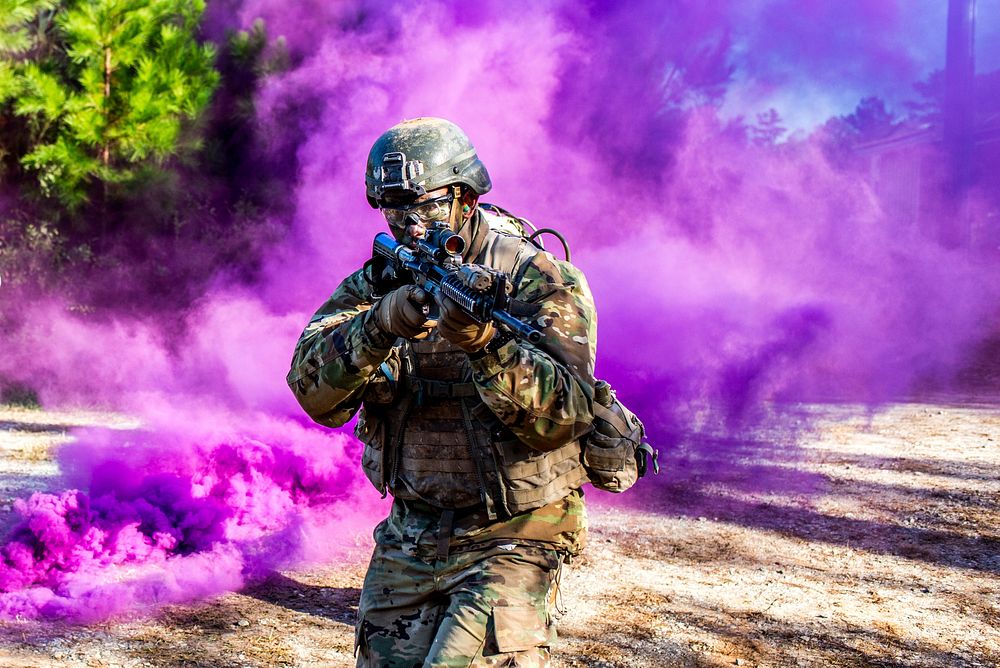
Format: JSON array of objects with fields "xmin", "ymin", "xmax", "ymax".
[
  {"xmin": 0, "ymin": 0, "xmax": 998, "ymax": 620},
  {"xmin": 0, "ymin": 403, "xmax": 382, "ymax": 621}
]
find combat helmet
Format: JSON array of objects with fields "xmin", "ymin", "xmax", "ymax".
[{"xmin": 365, "ymin": 117, "xmax": 492, "ymax": 208}]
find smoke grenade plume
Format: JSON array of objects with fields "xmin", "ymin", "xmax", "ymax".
[
  {"xmin": 0, "ymin": 0, "xmax": 997, "ymax": 620},
  {"xmin": 0, "ymin": 416, "xmax": 372, "ymax": 622}
]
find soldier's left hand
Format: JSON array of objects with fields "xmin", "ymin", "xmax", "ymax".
[{"xmin": 436, "ymin": 293, "xmax": 496, "ymax": 353}]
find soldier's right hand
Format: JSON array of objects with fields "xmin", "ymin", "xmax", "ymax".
[{"xmin": 371, "ymin": 285, "xmax": 433, "ymax": 340}]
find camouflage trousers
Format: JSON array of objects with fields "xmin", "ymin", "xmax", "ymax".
[{"xmin": 356, "ymin": 502, "xmax": 565, "ymax": 667}]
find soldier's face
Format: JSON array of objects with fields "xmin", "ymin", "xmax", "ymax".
[{"xmin": 380, "ymin": 187, "xmax": 452, "ymax": 245}]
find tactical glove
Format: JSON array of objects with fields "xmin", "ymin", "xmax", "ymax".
[
  {"xmin": 436, "ymin": 293, "xmax": 496, "ymax": 353},
  {"xmin": 371, "ymin": 285, "xmax": 433, "ymax": 340}
]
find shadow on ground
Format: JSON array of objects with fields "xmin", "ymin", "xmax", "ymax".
[
  {"xmin": 603, "ymin": 399, "xmax": 1000, "ymax": 576},
  {"xmin": 559, "ymin": 590, "xmax": 990, "ymax": 668},
  {"xmin": 244, "ymin": 572, "xmax": 360, "ymax": 626}
]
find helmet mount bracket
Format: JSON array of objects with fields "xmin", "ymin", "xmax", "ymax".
[
  {"xmin": 375, "ymin": 151, "xmax": 426, "ymax": 199},
  {"xmin": 365, "ymin": 118, "xmax": 492, "ymax": 208}
]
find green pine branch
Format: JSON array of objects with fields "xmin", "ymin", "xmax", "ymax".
[{"xmin": 3, "ymin": 0, "xmax": 219, "ymax": 210}]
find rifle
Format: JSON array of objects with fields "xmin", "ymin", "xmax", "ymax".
[{"xmin": 371, "ymin": 229, "xmax": 543, "ymax": 344}]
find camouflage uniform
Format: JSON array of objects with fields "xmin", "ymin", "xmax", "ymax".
[
  {"xmin": 289, "ymin": 205, "xmax": 596, "ymax": 666},
  {"xmin": 289, "ymin": 129, "xmax": 597, "ymax": 666},
  {"xmin": 357, "ymin": 492, "xmax": 585, "ymax": 667}
]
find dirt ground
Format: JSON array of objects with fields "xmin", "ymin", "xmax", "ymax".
[{"xmin": 0, "ymin": 397, "xmax": 996, "ymax": 668}]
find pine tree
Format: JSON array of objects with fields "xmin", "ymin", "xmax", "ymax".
[
  {"xmin": 0, "ymin": 0, "xmax": 59, "ymax": 103},
  {"xmin": 751, "ymin": 109, "xmax": 786, "ymax": 147},
  {"xmin": 0, "ymin": 0, "xmax": 59, "ymax": 170},
  {"xmin": 11, "ymin": 0, "xmax": 218, "ymax": 209}
]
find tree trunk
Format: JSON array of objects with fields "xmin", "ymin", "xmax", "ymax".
[
  {"xmin": 101, "ymin": 45, "xmax": 112, "ymax": 241},
  {"xmin": 103, "ymin": 46, "xmax": 111, "ymax": 166}
]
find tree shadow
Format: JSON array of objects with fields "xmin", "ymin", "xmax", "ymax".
[
  {"xmin": 557, "ymin": 591, "xmax": 992, "ymax": 668},
  {"xmin": 0, "ymin": 473, "xmax": 66, "ymax": 536},
  {"xmin": 604, "ymin": 422, "xmax": 1000, "ymax": 575},
  {"xmin": 815, "ymin": 449, "xmax": 1000, "ymax": 484},
  {"xmin": 0, "ymin": 473, "xmax": 62, "ymax": 498},
  {"xmin": 0, "ymin": 419, "xmax": 75, "ymax": 537},
  {"xmin": 243, "ymin": 571, "xmax": 360, "ymax": 626},
  {"xmin": 0, "ymin": 421, "xmax": 78, "ymax": 434}
]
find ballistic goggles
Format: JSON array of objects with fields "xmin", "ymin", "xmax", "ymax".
[{"xmin": 380, "ymin": 193, "xmax": 454, "ymax": 228}]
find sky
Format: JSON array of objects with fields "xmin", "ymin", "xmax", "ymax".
[{"xmin": 722, "ymin": 0, "xmax": 1000, "ymax": 131}]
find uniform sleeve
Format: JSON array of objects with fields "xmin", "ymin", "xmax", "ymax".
[
  {"xmin": 468, "ymin": 252, "xmax": 597, "ymax": 451},
  {"xmin": 286, "ymin": 268, "xmax": 396, "ymax": 427}
]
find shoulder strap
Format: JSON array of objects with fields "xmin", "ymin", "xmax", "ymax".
[
  {"xmin": 478, "ymin": 229, "xmax": 539, "ymax": 291},
  {"xmin": 593, "ymin": 402, "xmax": 633, "ymax": 437}
]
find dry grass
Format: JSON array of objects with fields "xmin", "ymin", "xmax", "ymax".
[{"xmin": 0, "ymin": 400, "xmax": 996, "ymax": 667}]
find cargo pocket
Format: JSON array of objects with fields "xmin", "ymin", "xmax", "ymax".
[
  {"xmin": 489, "ymin": 604, "xmax": 556, "ymax": 654},
  {"xmin": 354, "ymin": 617, "xmax": 368, "ymax": 660},
  {"xmin": 492, "ymin": 436, "xmax": 548, "ymax": 492},
  {"xmin": 581, "ymin": 431, "xmax": 638, "ymax": 493}
]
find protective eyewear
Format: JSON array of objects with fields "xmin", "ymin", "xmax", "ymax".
[{"xmin": 380, "ymin": 194, "xmax": 454, "ymax": 228}]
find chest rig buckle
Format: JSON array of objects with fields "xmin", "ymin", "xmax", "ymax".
[{"xmin": 410, "ymin": 377, "xmax": 479, "ymax": 405}]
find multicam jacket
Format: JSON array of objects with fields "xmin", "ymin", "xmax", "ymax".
[{"xmin": 287, "ymin": 206, "xmax": 597, "ymax": 522}]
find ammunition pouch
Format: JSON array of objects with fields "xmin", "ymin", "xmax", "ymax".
[{"xmin": 581, "ymin": 380, "xmax": 659, "ymax": 493}]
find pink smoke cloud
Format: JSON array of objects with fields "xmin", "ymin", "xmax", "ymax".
[
  {"xmin": 0, "ymin": 0, "xmax": 997, "ymax": 622},
  {"xmin": 0, "ymin": 406, "xmax": 382, "ymax": 621}
]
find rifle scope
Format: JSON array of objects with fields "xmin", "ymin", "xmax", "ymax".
[{"xmin": 425, "ymin": 228, "xmax": 465, "ymax": 256}]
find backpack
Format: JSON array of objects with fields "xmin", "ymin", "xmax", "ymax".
[{"xmin": 481, "ymin": 203, "xmax": 660, "ymax": 492}]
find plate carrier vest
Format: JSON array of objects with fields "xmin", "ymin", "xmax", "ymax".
[{"xmin": 355, "ymin": 225, "xmax": 589, "ymax": 519}]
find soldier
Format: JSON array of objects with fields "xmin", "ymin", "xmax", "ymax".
[{"xmin": 288, "ymin": 117, "xmax": 597, "ymax": 667}]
